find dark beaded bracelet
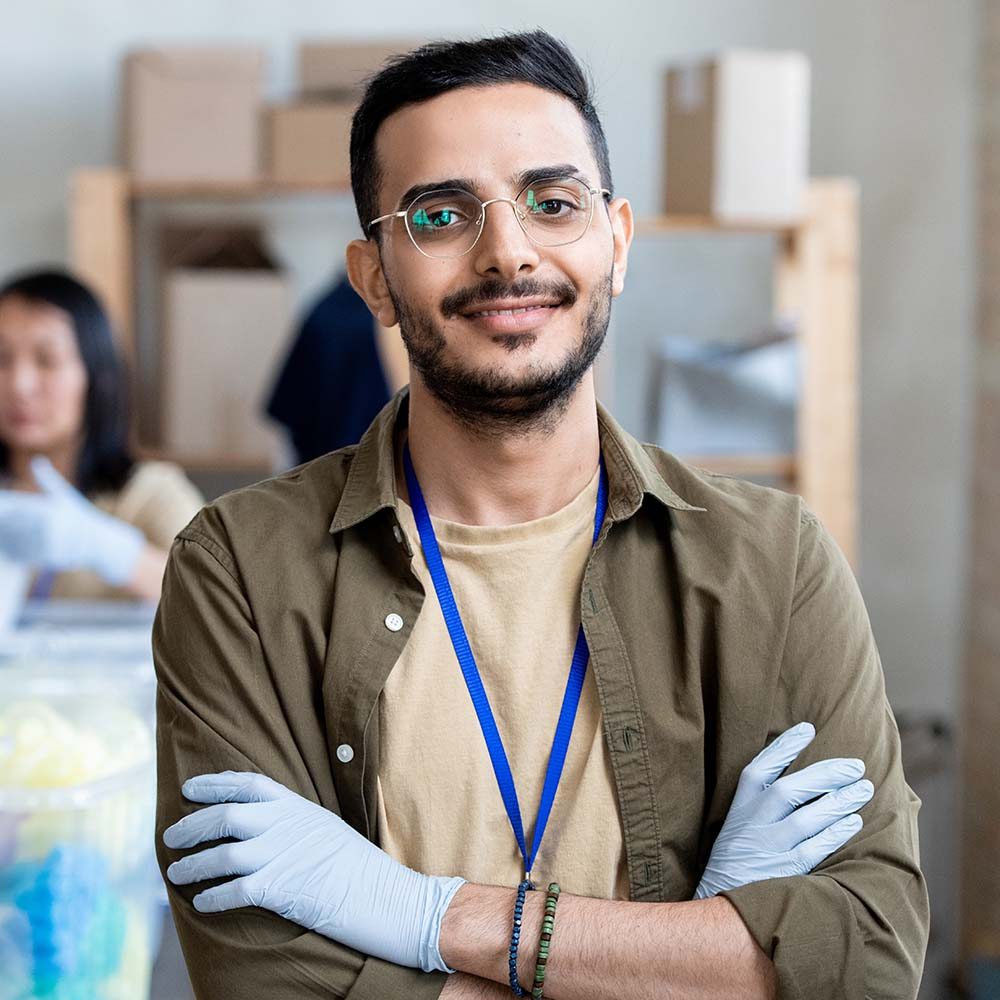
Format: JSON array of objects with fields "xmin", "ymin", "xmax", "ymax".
[
  {"xmin": 530, "ymin": 882, "xmax": 561, "ymax": 1000},
  {"xmin": 508, "ymin": 878, "xmax": 534, "ymax": 996}
]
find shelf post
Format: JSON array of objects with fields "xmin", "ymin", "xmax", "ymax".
[
  {"xmin": 777, "ymin": 179, "xmax": 860, "ymax": 566},
  {"xmin": 68, "ymin": 168, "xmax": 134, "ymax": 361}
]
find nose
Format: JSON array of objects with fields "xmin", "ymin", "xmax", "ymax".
[{"xmin": 470, "ymin": 197, "xmax": 540, "ymax": 280}]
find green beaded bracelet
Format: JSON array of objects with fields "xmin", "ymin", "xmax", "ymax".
[{"xmin": 531, "ymin": 882, "xmax": 561, "ymax": 999}]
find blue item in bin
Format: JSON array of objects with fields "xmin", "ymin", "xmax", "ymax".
[
  {"xmin": 3, "ymin": 844, "xmax": 125, "ymax": 996},
  {"xmin": 0, "ymin": 904, "xmax": 32, "ymax": 999}
]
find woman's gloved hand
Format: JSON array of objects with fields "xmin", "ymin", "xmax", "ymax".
[
  {"xmin": 163, "ymin": 772, "xmax": 466, "ymax": 973},
  {"xmin": 694, "ymin": 721, "xmax": 874, "ymax": 899},
  {"xmin": 0, "ymin": 456, "xmax": 145, "ymax": 586}
]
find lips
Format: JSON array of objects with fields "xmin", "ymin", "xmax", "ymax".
[
  {"xmin": 461, "ymin": 298, "xmax": 563, "ymax": 319},
  {"xmin": 460, "ymin": 301, "xmax": 564, "ymax": 334}
]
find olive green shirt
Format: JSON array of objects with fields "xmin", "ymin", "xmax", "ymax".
[{"xmin": 154, "ymin": 388, "xmax": 928, "ymax": 999}]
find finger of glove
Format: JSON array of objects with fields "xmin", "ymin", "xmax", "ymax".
[
  {"xmin": 163, "ymin": 800, "xmax": 274, "ymax": 849},
  {"xmin": 181, "ymin": 770, "xmax": 295, "ymax": 805},
  {"xmin": 167, "ymin": 838, "xmax": 265, "ymax": 886},
  {"xmin": 771, "ymin": 778, "xmax": 874, "ymax": 852},
  {"xmin": 760, "ymin": 758, "xmax": 866, "ymax": 823},
  {"xmin": 793, "ymin": 813, "xmax": 864, "ymax": 873},
  {"xmin": 192, "ymin": 874, "xmax": 270, "ymax": 914},
  {"xmin": 731, "ymin": 722, "xmax": 815, "ymax": 811},
  {"xmin": 29, "ymin": 456, "xmax": 76, "ymax": 499}
]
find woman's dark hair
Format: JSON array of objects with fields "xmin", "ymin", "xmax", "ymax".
[
  {"xmin": 350, "ymin": 30, "xmax": 614, "ymax": 240},
  {"xmin": 0, "ymin": 269, "xmax": 135, "ymax": 497}
]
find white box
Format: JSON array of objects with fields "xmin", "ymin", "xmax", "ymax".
[{"xmin": 664, "ymin": 50, "xmax": 810, "ymax": 220}]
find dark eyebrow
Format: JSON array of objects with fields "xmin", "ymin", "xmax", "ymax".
[
  {"xmin": 394, "ymin": 178, "xmax": 477, "ymax": 212},
  {"xmin": 512, "ymin": 163, "xmax": 590, "ymax": 191},
  {"xmin": 393, "ymin": 163, "xmax": 591, "ymax": 212}
]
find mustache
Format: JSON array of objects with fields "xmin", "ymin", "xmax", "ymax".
[{"xmin": 440, "ymin": 277, "xmax": 578, "ymax": 318}]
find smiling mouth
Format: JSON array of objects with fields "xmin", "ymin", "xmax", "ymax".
[{"xmin": 465, "ymin": 304, "xmax": 562, "ymax": 319}]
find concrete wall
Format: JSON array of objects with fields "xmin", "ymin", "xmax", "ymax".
[{"xmin": 963, "ymin": 0, "xmax": 1000, "ymax": 974}]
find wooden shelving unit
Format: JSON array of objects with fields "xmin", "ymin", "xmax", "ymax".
[
  {"xmin": 633, "ymin": 180, "xmax": 860, "ymax": 565},
  {"xmin": 68, "ymin": 171, "xmax": 859, "ymax": 563}
]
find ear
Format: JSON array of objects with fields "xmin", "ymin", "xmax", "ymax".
[
  {"xmin": 346, "ymin": 238, "xmax": 398, "ymax": 328},
  {"xmin": 606, "ymin": 197, "xmax": 634, "ymax": 298}
]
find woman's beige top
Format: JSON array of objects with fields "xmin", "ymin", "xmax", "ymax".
[{"xmin": 40, "ymin": 460, "xmax": 203, "ymax": 600}]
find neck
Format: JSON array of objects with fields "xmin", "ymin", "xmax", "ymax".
[
  {"xmin": 400, "ymin": 374, "xmax": 602, "ymax": 527},
  {"xmin": 8, "ymin": 442, "xmax": 79, "ymax": 489}
]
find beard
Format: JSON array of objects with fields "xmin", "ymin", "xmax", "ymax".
[{"xmin": 385, "ymin": 268, "xmax": 613, "ymax": 439}]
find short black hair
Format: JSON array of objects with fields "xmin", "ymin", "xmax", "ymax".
[
  {"xmin": 350, "ymin": 30, "xmax": 614, "ymax": 240},
  {"xmin": 0, "ymin": 269, "xmax": 135, "ymax": 497}
]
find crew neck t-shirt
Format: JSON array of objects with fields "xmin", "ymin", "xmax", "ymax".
[{"xmin": 376, "ymin": 464, "xmax": 630, "ymax": 900}]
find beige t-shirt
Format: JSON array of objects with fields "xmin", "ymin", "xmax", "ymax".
[
  {"xmin": 41, "ymin": 460, "xmax": 204, "ymax": 600},
  {"xmin": 376, "ymin": 465, "xmax": 630, "ymax": 900}
]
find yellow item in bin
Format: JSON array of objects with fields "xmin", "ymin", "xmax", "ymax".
[
  {"xmin": 0, "ymin": 699, "xmax": 155, "ymax": 879},
  {"xmin": 0, "ymin": 701, "xmax": 152, "ymax": 788}
]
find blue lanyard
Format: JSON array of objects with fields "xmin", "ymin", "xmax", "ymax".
[{"xmin": 402, "ymin": 444, "xmax": 608, "ymax": 881}]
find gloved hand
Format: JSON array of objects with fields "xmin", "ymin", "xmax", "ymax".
[
  {"xmin": 0, "ymin": 457, "xmax": 144, "ymax": 586},
  {"xmin": 163, "ymin": 771, "xmax": 466, "ymax": 973},
  {"xmin": 694, "ymin": 721, "xmax": 873, "ymax": 899}
]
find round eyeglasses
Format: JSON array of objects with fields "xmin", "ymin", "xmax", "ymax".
[{"xmin": 368, "ymin": 175, "xmax": 612, "ymax": 259}]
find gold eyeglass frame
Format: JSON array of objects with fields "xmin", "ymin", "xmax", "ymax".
[{"xmin": 368, "ymin": 177, "xmax": 612, "ymax": 259}]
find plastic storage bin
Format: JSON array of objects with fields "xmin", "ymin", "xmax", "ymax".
[{"xmin": 0, "ymin": 661, "xmax": 160, "ymax": 1000}]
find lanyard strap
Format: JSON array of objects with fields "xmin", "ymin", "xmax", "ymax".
[{"xmin": 402, "ymin": 445, "xmax": 608, "ymax": 879}]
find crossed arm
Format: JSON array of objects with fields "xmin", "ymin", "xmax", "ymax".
[
  {"xmin": 155, "ymin": 513, "xmax": 927, "ymax": 999},
  {"xmin": 160, "ymin": 724, "xmax": 861, "ymax": 999},
  {"xmin": 437, "ymin": 884, "xmax": 775, "ymax": 999}
]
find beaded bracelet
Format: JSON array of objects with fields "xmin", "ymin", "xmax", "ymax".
[
  {"xmin": 530, "ymin": 882, "xmax": 561, "ymax": 999},
  {"xmin": 508, "ymin": 878, "xmax": 534, "ymax": 996}
]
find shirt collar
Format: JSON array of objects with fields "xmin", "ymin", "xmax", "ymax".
[{"xmin": 329, "ymin": 387, "xmax": 705, "ymax": 536}]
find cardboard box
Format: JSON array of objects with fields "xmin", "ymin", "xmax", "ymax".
[
  {"xmin": 123, "ymin": 47, "xmax": 265, "ymax": 182},
  {"xmin": 161, "ymin": 226, "xmax": 292, "ymax": 465},
  {"xmin": 663, "ymin": 51, "xmax": 810, "ymax": 220},
  {"xmin": 266, "ymin": 101, "xmax": 354, "ymax": 185},
  {"xmin": 298, "ymin": 40, "xmax": 422, "ymax": 98}
]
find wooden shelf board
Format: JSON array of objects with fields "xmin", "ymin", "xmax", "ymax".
[
  {"xmin": 676, "ymin": 453, "xmax": 797, "ymax": 478},
  {"xmin": 636, "ymin": 214, "xmax": 803, "ymax": 236},
  {"xmin": 129, "ymin": 178, "xmax": 352, "ymax": 200}
]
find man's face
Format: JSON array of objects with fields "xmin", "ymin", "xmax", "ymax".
[{"xmin": 348, "ymin": 82, "xmax": 633, "ymax": 433}]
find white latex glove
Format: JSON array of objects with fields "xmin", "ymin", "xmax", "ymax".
[
  {"xmin": 0, "ymin": 456, "xmax": 144, "ymax": 586},
  {"xmin": 163, "ymin": 771, "xmax": 466, "ymax": 973},
  {"xmin": 694, "ymin": 722, "xmax": 873, "ymax": 899}
]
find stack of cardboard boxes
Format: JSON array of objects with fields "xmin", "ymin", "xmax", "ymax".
[
  {"xmin": 122, "ymin": 40, "xmax": 418, "ymax": 186},
  {"xmin": 267, "ymin": 41, "xmax": 417, "ymax": 186},
  {"xmin": 121, "ymin": 41, "xmax": 417, "ymax": 465}
]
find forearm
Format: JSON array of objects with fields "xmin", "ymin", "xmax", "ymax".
[
  {"xmin": 439, "ymin": 883, "xmax": 776, "ymax": 1000},
  {"xmin": 124, "ymin": 542, "xmax": 168, "ymax": 600},
  {"xmin": 440, "ymin": 972, "xmax": 511, "ymax": 998}
]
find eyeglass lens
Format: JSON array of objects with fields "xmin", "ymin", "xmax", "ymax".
[{"xmin": 404, "ymin": 176, "xmax": 594, "ymax": 257}]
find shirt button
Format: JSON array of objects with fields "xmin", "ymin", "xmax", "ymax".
[
  {"xmin": 336, "ymin": 744, "xmax": 354, "ymax": 763},
  {"xmin": 385, "ymin": 612, "xmax": 404, "ymax": 632},
  {"xmin": 392, "ymin": 524, "xmax": 403, "ymax": 544}
]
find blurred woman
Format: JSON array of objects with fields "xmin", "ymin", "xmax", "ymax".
[{"xmin": 0, "ymin": 269, "xmax": 203, "ymax": 601}]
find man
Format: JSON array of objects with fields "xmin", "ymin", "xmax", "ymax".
[{"xmin": 154, "ymin": 31, "xmax": 928, "ymax": 999}]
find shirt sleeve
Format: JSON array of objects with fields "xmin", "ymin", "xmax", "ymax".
[
  {"xmin": 719, "ymin": 502, "xmax": 930, "ymax": 1000},
  {"xmin": 153, "ymin": 525, "xmax": 448, "ymax": 1000}
]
